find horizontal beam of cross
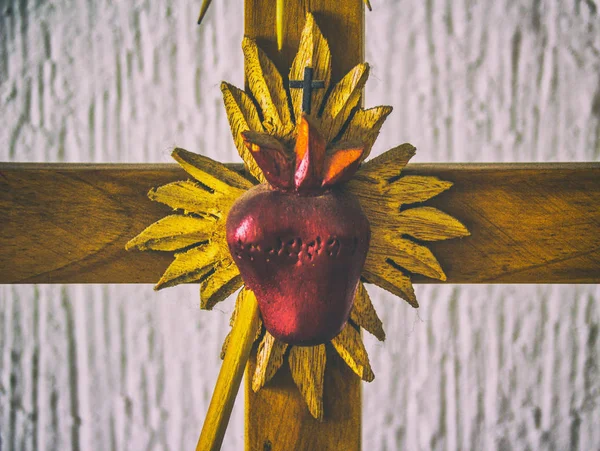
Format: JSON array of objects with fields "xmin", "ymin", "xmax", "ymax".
[{"xmin": 1, "ymin": 162, "xmax": 598, "ymax": 285}]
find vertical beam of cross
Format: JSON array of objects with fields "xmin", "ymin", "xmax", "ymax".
[
  {"xmin": 244, "ymin": 3, "xmax": 364, "ymax": 451},
  {"xmin": 289, "ymin": 67, "xmax": 326, "ymax": 115}
]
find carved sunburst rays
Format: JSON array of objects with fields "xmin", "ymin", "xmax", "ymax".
[
  {"xmin": 347, "ymin": 144, "xmax": 471, "ymax": 307},
  {"xmin": 215, "ymin": 146, "xmax": 469, "ymax": 419},
  {"xmin": 224, "ymin": 280, "xmax": 378, "ymax": 421},
  {"xmin": 126, "ymin": 148, "xmax": 467, "ymax": 420},
  {"xmin": 127, "ymin": 14, "xmax": 470, "ymax": 420},
  {"xmin": 221, "ymin": 13, "xmax": 391, "ymax": 183},
  {"xmin": 125, "ymin": 148, "xmax": 251, "ymax": 308},
  {"xmin": 125, "ymin": 147, "xmax": 385, "ymax": 420}
]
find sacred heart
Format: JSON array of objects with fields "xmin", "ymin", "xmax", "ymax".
[
  {"xmin": 127, "ymin": 12, "xmax": 470, "ymax": 420},
  {"xmin": 226, "ymin": 115, "xmax": 370, "ymax": 345}
]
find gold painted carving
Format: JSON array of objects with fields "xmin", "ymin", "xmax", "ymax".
[{"xmin": 128, "ymin": 13, "xmax": 469, "ymax": 419}]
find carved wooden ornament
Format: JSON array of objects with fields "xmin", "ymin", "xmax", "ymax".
[{"xmin": 127, "ymin": 14, "xmax": 469, "ymax": 420}]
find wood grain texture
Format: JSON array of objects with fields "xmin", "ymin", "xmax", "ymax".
[
  {"xmin": 244, "ymin": 2, "xmax": 364, "ymax": 450},
  {"xmin": 320, "ymin": 63, "xmax": 370, "ymax": 143},
  {"xmin": 288, "ymin": 345, "xmax": 327, "ymax": 421},
  {"xmin": 288, "ymin": 13, "xmax": 332, "ymax": 123},
  {"xmin": 125, "ymin": 148, "xmax": 251, "ymax": 310},
  {"xmin": 221, "ymin": 82, "xmax": 267, "ymax": 182},
  {"xmin": 245, "ymin": 347, "xmax": 362, "ymax": 451},
  {"xmin": 242, "ymin": 38, "xmax": 294, "ymax": 140},
  {"xmin": 350, "ymin": 282, "xmax": 385, "ymax": 341},
  {"xmin": 330, "ymin": 324, "xmax": 375, "ymax": 382},
  {"xmin": 1, "ymin": 163, "xmax": 598, "ymax": 285},
  {"xmin": 420, "ymin": 163, "xmax": 600, "ymax": 284},
  {"xmin": 251, "ymin": 332, "xmax": 288, "ymax": 392},
  {"xmin": 244, "ymin": 0, "xmax": 364, "ymax": 85},
  {"xmin": 342, "ymin": 106, "xmax": 393, "ymax": 161},
  {"xmin": 196, "ymin": 288, "xmax": 261, "ymax": 451}
]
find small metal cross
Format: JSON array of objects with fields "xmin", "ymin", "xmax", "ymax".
[{"xmin": 289, "ymin": 67, "xmax": 325, "ymax": 115}]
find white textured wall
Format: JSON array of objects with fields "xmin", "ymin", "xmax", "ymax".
[{"xmin": 1, "ymin": 0, "xmax": 599, "ymax": 450}]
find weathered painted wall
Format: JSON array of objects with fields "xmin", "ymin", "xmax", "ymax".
[{"xmin": 1, "ymin": 0, "xmax": 599, "ymax": 449}]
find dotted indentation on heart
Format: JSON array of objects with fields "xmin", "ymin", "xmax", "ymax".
[{"xmin": 233, "ymin": 236, "xmax": 360, "ymax": 264}]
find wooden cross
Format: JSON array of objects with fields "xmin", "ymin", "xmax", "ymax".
[
  {"xmin": 289, "ymin": 67, "xmax": 326, "ymax": 114},
  {"xmin": 1, "ymin": 1, "xmax": 599, "ymax": 450}
]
